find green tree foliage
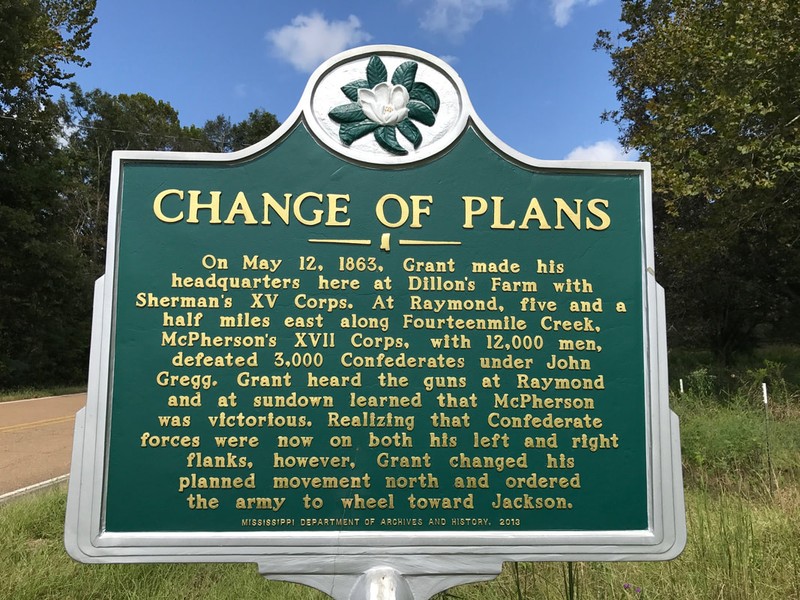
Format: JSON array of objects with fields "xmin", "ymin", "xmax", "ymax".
[
  {"xmin": 201, "ymin": 109, "xmax": 280, "ymax": 152},
  {"xmin": 0, "ymin": 0, "xmax": 96, "ymax": 100},
  {"xmin": 0, "ymin": 99, "xmax": 92, "ymax": 386},
  {"xmin": 0, "ymin": 2, "xmax": 280, "ymax": 387},
  {"xmin": 597, "ymin": 0, "xmax": 800, "ymax": 360},
  {"xmin": 0, "ymin": 0, "xmax": 97, "ymax": 387},
  {"xmin": 66, "ymin": 93, "xmax": 281, "ymax": 273},
  {"xmin": 230, "ymin": 109, "xmax": 280, "ymax": 150},
  {"xmin": 201, "ymin": 114, "xmax": 234, "ymax": 152},
  {"xmin": 65, "ymin": 86, "xmax": 186, "ymax": 271}
]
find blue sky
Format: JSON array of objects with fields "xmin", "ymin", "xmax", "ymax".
[{"xmin": 69, "ymin": 0, "xmax": 631, "ymax": 161}]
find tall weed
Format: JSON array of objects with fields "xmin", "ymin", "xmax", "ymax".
[
  {"xmin": 676, "ymin": 405, "xmax": 764, "ymax": 475},
  {"xmin": 440, "ymin": 486, "xmax": 800, "ymax": 600},
  {"xmin": 0, "ymin": 487, "xmax": 325, "ymax": 600},
  {"xmin": 2, "ymin": 480, "xmax": 799, "ymax": 599}
]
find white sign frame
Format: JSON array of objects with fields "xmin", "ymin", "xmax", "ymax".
[{"xmin": 65, "ymin": 45, "xmax": 685, "ymax": 600}]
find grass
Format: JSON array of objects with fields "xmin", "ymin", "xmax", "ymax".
[
  {"xmin": 442, "ymin": 485, "xmax": 800, "ymax": 600},
  {"xmin": 0, "ymin": 485, "xmax": 327, "ymax": 600},
  {"xmin": 2, "ymin": 479, "xmax": 798, "ymax": 600},
  {"xmin": 0, "ymin": 386, "xmax": 86, "ymax": 403}
]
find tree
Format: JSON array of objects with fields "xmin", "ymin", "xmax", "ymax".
[
  {"xmin": 201, "ymin": 114, "xmax": 233, "ymax": 152},
  {"xmin": 0, "ymin": 98, "xmax": 93, "ymax": 386},
  {"xmin": 201, "ymin": 109, "xmax": 280, "ymax": 152},
  {"xmin": 65, "ymin": 86, "xmax": 185, "ymax": 271},
  {"xmin": 65, "ymin": 90, "xmax": 282, "ymax": 273},
  {"xmin": 230, "ymin": 108, "xmax": 280, "ymax": 150},
  {"xmin": 176, "ymin": 124, "xmax": 214, "ymax": 152},
  {"xmin": 0, "ymin": 3, "xmax": 283, "ymax": 387},
  {"xmin": 0, "ymin": 0, "xmax": 96, "ymax": 100},
  {"xmin": 65, "ymin": 91, "xmax": 282, "ymax": 272},
  {"xmin": 0, "ymin": 0, "xmax": 97, "ymax": 387},
  {"xmin": 597, "ymin": 0, "xmax": 800, "ymax": 360}
]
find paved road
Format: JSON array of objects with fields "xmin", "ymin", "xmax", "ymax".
[{"xmin": 0, "ymin": 393, "xmax": 86, "ymax": 496}]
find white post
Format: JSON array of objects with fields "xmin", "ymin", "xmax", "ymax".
[
  {"xmin": 350, "ymin": 567, "xmax": 414, "ymax": 600},
  {"xmin": 762, "ymin": 382, "xmax": 775, "ymax": 496}
]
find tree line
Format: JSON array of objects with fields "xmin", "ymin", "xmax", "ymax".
[
  {"xmin": 1, "ymin": 0, "xmax": 798, "ymax": 388},
  {"xmin": 596, "ymin": 0, "xmax": 800, "ymax": 362},
  {"xmin": 0, "ymin": 1, "xmax": 279, "ymax": 387}
]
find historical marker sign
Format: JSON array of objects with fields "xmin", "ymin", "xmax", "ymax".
[{"xmin": 66, "ymin": 46, "xmax": 684, "ymax": 599}]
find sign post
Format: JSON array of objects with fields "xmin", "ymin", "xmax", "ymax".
[{"xmin": 66, "ymin": 45, "xmax": 685, "ymax": 600}]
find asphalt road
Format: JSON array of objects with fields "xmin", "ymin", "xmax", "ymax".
[{"xmin": 0, "ymin": 393, "xmax": 86, "ymax": 496}]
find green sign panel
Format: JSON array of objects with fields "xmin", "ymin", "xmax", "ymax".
[
  {"xmin": 106, "ymin": 125, "xmax": 647, "ymax": 533},
  {"xmin": 66, "ymin": 46, "xmax": 684, "ymax": 593}
]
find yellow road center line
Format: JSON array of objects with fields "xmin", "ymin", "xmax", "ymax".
[{"xmin": 0, "ymin": 415, "xmax": 75, "ymax": 434}]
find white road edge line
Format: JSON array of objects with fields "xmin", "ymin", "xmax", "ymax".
[{"xmin": 0, "ymin": 474, "xmax": 70, "ymax": 504}]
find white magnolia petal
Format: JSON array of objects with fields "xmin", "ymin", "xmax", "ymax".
[
  {"xmin": 371, "ymin": 82, "xmax": 393, "ymax": 105},
  {"xmin": 358, "ymin": 87, "xmax": 382, "ymax": 123},
  {"xmin": 385, "ymin": 107, "xmax": 408, "ymax": 126},
  {"xmin": 361, "ymin": 102, "xmax": 381, "ymax": 124},
  {"xmin": 357, "ymin": 87, "xmax": 377, "ymax": 107},
  {"xmin": 390, "ymin": 85, "xmax": 410, "ymax": 110}
]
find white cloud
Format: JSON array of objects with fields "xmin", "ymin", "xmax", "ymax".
[
  {"xmin": 550, "ymin": 0, "xmax": 601, "ymax": 27},
  {"xmin": 234, "ymin": 83, "xmax": 247, "ymax": 98},
  {"xmin": 421, "ymin": 0, "xmax": 511, "ymax": 39},
  {"xmin": 267, "ymin": 13, "xmax": 372, "ymax": 72},
  {"xmin": 565, "ymin": 140, "xmax": 633, "ymax": 162}
]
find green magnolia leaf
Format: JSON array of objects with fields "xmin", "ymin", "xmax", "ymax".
[
  {"xmin": 410, "ymin": 82, "xmax": 440, "ymax": 113},
  {"xmin": 328, "ymin": 103, "xmax": 366, "ymax": 124},
  {"xmin": 341, "ymin": 79, "xmax": 370, "ymax": 102},
  {"xmin": 374, "ymin": 126, "xmax": 408, "ymax": 155},
  {"xmin": 397, "ymin": 119, "xmax": 422, "ymax": 149},
  {"xmin": 391, "ymin": 61, "xmax": 418, "ymax": 90},
  {"xmin": 407, "ymin": 100, "xmax": 436, "ymax": 126},
  {"xmin": 366, "ymin": 56, "xmax": 387, "ymax": 87},
  {"xmin": 339, "ymin": 120, "xmax": 380, "ymax": 146},
  {"xmin": 331, "ymin": 55, "xmax": 441, "ymax": 156}
]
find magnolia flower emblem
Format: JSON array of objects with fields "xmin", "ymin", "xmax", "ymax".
[
  {"xmin": 328, "ymin": 55, "xmax": 440, "ymax": 155},
  {"xmin": 359, "ymin": 83, "xmax": 409, "ymax": 126}
]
